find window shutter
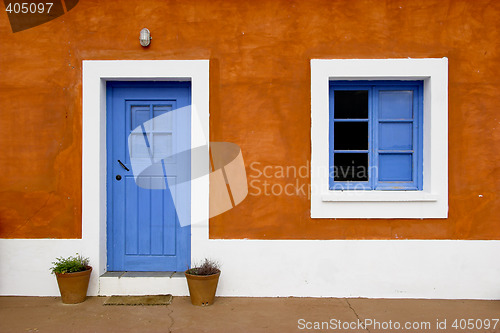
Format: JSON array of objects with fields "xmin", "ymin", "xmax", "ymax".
[{"xmin": 375, "ymin": 88, "xmax": 418, "ymax": 190}]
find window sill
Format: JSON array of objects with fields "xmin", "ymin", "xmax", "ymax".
[{"xmin": 321, "ymin": 191, "xmax": 439, "ymax": 202}]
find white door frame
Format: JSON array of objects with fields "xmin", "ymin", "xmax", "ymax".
[{"xmin": 82, "ymin": 60, "xmax": 210, "ymax": 294}]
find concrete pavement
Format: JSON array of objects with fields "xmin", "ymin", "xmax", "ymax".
[{"xmin": 1, "ymin": 296, "xmax": 499, "ymax": 332}]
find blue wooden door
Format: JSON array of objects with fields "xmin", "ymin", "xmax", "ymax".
[{"xmin": 106, "ymin": 81, "xmax": 191, "ymax": 271}]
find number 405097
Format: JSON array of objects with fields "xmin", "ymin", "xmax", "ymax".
[{"xmin": 5, "ymin": 2, "xmax": 53, "ymax": 14}]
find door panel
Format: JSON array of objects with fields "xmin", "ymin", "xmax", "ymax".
[{"xmin": 106, "ymin": 81, "xmax": 191, "ymax": 272}]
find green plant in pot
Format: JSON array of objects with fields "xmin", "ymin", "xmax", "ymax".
[
  {"xmin": 50, "ymin": 254, "xmax": 92, "ymax": 304},
  {"xmin": 185, "ymin": 259, "xmax": 221, "ymax": 306}
]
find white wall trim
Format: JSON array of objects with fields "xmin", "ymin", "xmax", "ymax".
[
  {"xmin": 2, "ymin": 239, "xmax": 500, "ymax": 299},
  {"xmin": 311, "ymin": 58, "xmax": 448, "ymax": 218}
]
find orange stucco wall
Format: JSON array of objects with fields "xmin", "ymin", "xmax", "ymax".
[{"xmin": 0, "ymin": 0, "xmax": 499, "ymax": 239}]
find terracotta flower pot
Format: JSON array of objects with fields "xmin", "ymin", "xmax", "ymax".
[
  {"xmin": 184, "ymin": 271, "xmax": 220, "ymax": 306},
  {"xmin": 55, "ymin": 267, "xmax": 92, "ymax": 304}
]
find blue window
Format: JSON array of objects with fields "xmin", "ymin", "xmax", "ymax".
[{"xmin": 329, "ymin": 81, "xmax": 423, "ymax": 190}]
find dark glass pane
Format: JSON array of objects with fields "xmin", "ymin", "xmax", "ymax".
[
  {"xmin": 334, "ymin": 122, "xmax": 368, "ymax": 150},
  {"xmin": 333, "ymin": 153, "xmax": 369, "ymax": 182},
  {"xmin": 334, "ymin": 90, "xmax": 368, "ymax": 119}
]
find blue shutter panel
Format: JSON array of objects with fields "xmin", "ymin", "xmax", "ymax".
[{"xmin": 375, "ymin": 88, "xmax": 418, "ymax": 189}]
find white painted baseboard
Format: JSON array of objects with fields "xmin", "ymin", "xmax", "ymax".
[{"xmin": 1, "ymin": 239, "xmax": 499, "ymax": 299}]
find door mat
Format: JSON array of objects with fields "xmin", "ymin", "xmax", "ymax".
[{"xmin": 104, "ymin": 294, "xmax": 172, "ymax": 306}]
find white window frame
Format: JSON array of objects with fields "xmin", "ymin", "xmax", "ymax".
[{"xmin": 310, "ymin": 58, "xmax": 448, "ymax": 218}]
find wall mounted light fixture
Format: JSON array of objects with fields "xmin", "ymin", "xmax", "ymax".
[{"xmin": 140, "ymin": 28, "xmax": 151, "ymax": 47}]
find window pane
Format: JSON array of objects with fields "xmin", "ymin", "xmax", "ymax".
[
  {"xmin": 130, "ymin": 133, "xmax": 150, "ymax": 158},
  {"xmin": 378, "ymin": 154, "xmax": 412, "ymax": 181},
  {"xmin": 334, "ymin": 122, "xmax": 368, "ymax": 150},
  {"xmin": 153, "ymin": 105, "xmax": 173, "ymax": 130},
  {"xmin": 131, "ymin": 105, "xmax": 150, "ymax": 130},
  {"xmin": 152, "ymin": 133, "xmax": 172, "ymax": 159},
  {"xmin": 333, "ymin": 153, "xmax": 368, "ymax": 181},
  {"xmin": 153, "ymin": 104, "xmax": 172, "ymax": 117},
  {"xmin": 334, "ymin": 90, "xmax": 368, "ymax": 119},
  {"xmin": 379, "ymin": 122, "xmax": 413, "ymax": 150},
  {"xmin": 379, "ymin": 91, "xmax": 413, "ymax": 119}
]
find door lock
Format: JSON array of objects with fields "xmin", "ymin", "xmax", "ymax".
[{"xmin": 116, "ymin": 175, "xmax": 122, "ymax": 181}]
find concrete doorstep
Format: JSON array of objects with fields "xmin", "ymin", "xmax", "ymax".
[{"xmin": 0, "ymin": 296, "xmax": 499, "ymax": 333}]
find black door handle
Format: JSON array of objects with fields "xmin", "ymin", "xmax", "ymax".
[{"xmin": 118, "ymin": 160, "xmax": 130, "ymax": 171}]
